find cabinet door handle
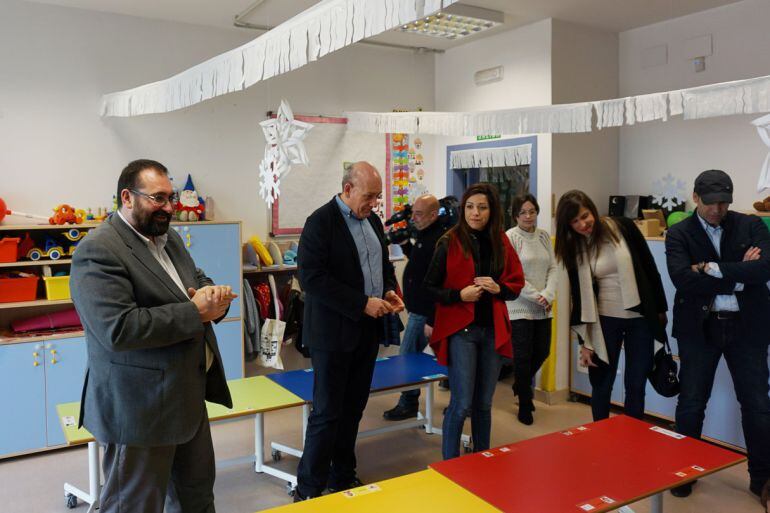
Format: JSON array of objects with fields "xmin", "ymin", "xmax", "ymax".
[
  {"xmin": 50, "ymin": 349, "xmax": 57, "ymax": 355},
  {"xmin": 33, "ymin": 361, "xmax": 40, "ymax": 367},
  {"xmin": 186, "ymin": 233, "xmax": 192, "ymax": 248},
  {"xmin": 51, "ymin": 358, "xmax": 58, "ymax": 364},
  {"xmin": 33, "ymin": 352, "xmax": 39, "ymax": 357}
]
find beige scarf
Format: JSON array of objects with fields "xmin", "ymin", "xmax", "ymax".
[{"xmin": 571, "ymin": 219, "xmax": 641, "ymax": 364}]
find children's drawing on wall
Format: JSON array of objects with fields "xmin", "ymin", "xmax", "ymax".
[{"xmin": 387, "ymin": 133, "xmax": 429, "ymax": 218}]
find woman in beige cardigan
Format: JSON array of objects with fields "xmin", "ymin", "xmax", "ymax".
[{"xmin": 555, "ymin": 190, "xmax": 668, "ymax": 421}]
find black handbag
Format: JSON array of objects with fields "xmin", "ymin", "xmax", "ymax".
[{"xmin": 648, "ymin": 339, "xmax": 680, "ymax": 397}]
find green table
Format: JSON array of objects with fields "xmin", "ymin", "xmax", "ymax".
[{"xmin": 57, "ymin": 376, "xmax": 306, "ymax": 512}]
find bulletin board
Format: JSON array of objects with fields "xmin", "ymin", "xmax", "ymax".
[{"xmin": 270, "ymin": 115, "xmax": 387, "ymax": 235}]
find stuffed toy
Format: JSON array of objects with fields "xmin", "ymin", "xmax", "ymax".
[
  {"xmin": 753, "ymin": 196, "xmax": 770, "ymax": 211},
  {"xmin": 176, "ymin": 174, "xmax": 205, "ymax": 221}
]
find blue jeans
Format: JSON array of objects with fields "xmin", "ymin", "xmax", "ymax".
[
  {"xmin": 442, "ymin": 325, "xmax": 504, "ymax": 460},
  {"xmin": 588, "ymin": 316, "xmax": 654, "ymax": 421},
  {"xmin": 676, "ymin": 315, "xmax": 770, "ymax": 481},
  {"xmin": 396, "ymin": 313, "xmax": 429, "ymax": 409}
]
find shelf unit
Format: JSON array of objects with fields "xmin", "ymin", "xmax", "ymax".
[{"xmin": 0, "ymin": 220, "xmax": 245, "ymax": 459}]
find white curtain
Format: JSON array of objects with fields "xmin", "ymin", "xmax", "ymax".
[{"xmin": 449, "ymin": 144, "xmax": 531, "ymax": 169}]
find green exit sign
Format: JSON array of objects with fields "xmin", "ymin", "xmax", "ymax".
[{"xmin": 476, "ymin": 135, "xmax": 501, "ymax": 141}]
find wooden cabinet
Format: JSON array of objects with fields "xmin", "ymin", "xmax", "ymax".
[{"xmin": 0, "ymin": 221, "xmax": 243, "ymax": 458}]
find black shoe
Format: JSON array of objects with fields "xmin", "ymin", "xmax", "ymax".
[
  {"xmin": 750, "ymin": 478, "xmax": 767, "ymax": 497},
  {"xmin": 327, "ymin": 477, "xmax": 364, "ymax": 494},
  {"xmin": 383, "ymin": 404, "xmax": 418, "ymax": 421},
  {"xmin": 517, "ymin": 406, "xmax": 534, "ymax": 425},
  {"xmin": 293, "ymin": 489, "xmax": 316, "ymax": 502},
  {"xmin": 670, "ymin": 482, "xmax": 694, "ymax": 498}
]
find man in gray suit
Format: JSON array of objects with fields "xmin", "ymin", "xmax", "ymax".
[{"xmin": 70, "ymin": 159, "xmax": 236, "ymax": 513}]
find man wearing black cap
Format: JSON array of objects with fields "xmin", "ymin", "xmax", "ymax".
[{"xmin": 666, "ymin": 169, "xmax": 770, "ymax": 508}]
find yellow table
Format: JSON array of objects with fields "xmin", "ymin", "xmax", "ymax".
[
  {"xmin": 57, "ymin": 376, "xmax": 306, "ymax": 512},
  {"xmin": 260, "ymin": 469, "xmax": 501, "ymax": 513}
]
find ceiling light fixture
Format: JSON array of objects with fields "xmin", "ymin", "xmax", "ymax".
[{"xmin": 399, "ymin": 4, "xmax": 504, "ymax": 40}]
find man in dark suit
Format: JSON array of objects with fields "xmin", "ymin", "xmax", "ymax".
[
  {"xmin": 294, "ymin": 161, "xmax": 403, "ymax": 501},
  {"xmin": 666, "ymin": 169, "xmax": 770, "ymax": 508},
  {"xmin": 70, "ymin": 159, "xmax": 236, "ymax": 513}
]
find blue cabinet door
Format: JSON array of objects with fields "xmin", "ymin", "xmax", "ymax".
[
  {"xmin": 214, "ymin": 320, "xmax": 243, "ymax": 380},
  {"xmin": 172, "ymin": 223, "xmax": 242, "ymax": 319},
  {"xmin": 44, "ymin": 337, "xmax": 88, "ymax": 446},
  {"xmin": 0, "ymin": 342, "xmax": 47, "ymax": 456}
]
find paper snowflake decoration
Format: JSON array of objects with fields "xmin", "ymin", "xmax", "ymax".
[
  {"xmin": 257, "ymin": 100, "xmax": 313, "ymax": 207},
  {"xmin": 652, "ymin": 174, "xmax": 687, "ymax": 210}
]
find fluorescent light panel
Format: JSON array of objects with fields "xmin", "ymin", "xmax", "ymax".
[{"xmin": 399, "ymin": 4, "xmax": 504, "ymax": 40}]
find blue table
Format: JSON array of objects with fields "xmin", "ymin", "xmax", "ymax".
[
  {"xmin": 264, "ymin": 353, "xmax": 457, "ymax": 483},
  {"xmin": 266, "ymin": 353, "xmax": 447, "ymax": 401}
]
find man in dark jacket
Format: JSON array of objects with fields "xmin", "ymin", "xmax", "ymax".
[
  {"xmin": 666, "ymin": 169, "xmax": 770, "ymax": 508},
  {"xmin": 294, "ymin": 161, "xmax": 403, "ymax": 501},
  {"xmin": 383, "ymin": 194, "xmax": 446, "ymax": 420}
]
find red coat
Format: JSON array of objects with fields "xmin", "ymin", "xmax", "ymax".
[{"xmin": 429, "ymin": 232, "xmax": 524, "ymax": 365}]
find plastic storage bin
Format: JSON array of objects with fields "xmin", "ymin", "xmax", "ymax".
[
  {"xmin": 0, "ymin": 237, "xmax": 20, "ymax": 263},
  {"xmin": 43, "ymin": 275, "xmax": 71, "ymax": 300},
  {"xmin": 0, "ymin": 274, "xmax": 39, "ymax": 302}
]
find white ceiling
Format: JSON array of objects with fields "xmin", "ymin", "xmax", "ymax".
[{"xmin": 26, "ymin": 0, "xmax": 743, "ymax": 50}]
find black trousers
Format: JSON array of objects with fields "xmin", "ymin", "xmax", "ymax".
[
  {"xmin": 676, "ymin": 315, "xmax": 770, "ymax": 482},
  {"xmin": 296, "ymin": 323, "xmax": 379, "ymax": 497},
  {"xmin": 99, "ymin": 413, "xmax": 215, "ymax": 513},
  {"xmin": 510, "ymin": 318, "xmax": 551, "ymax": 404}
]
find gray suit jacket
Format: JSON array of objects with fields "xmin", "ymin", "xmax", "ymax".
[{"xmin": 70, "ymin": 214, "xmax": 232, "ymax": 446}]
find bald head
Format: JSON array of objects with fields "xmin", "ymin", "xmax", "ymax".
[
  {"xmin": 412, "ymin": 194, "xmax": 439, "ymax": 231},
  {"xmin": 341, "ymin": 161, "xmax": 382, "ymax": 219}
]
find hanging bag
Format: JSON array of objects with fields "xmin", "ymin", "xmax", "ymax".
[
  {"xmin": 648, "ymin": 338, "xmax": 680, "ymax": 397},
  {"xmin": 258, "ymin": 274, "xmax": 286, "ymax": 370}
]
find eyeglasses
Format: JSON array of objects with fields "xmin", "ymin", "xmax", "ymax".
[
  {"xmin": 517, "ymin": 209, "xmax": 538, "ymax": 217},
  {"xmin": 129, "ymin": 189, "xmax": 179, "ymax": 206}
]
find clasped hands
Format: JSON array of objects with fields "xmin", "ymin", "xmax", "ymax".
[
  {"xmin": 460, "ymin": 277, "xmax": 500, "ymax": 302},
  {"xmin": 364, "ymin": 290, "xmax": 405, "ymax": 318},
  {"xmin": 188, "ymin": 285, "xmax": 238, "ymax": 323}
]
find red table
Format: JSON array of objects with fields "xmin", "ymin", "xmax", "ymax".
[{"xmin": 430, "ymin": 415, "xmax": 746, "ymax": 513}]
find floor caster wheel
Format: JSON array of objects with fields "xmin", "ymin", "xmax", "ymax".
[
  {"xmin": 463, "ymin": 441, "xmax": 473, "ymax": 453},
  {"xmin": 65, "ymin": 493, "xmax": 78, "ymax": 509},
  {"xmin": 286, "ymin": 483, "xmax": 296, "ymax": 496},
  {"xmin": 272, "ymin": 449, "xmax": 282, "ymax": 462}
]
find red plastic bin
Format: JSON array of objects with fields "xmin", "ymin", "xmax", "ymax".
[
  {"xmin": 0, "ymin": 238, "xmax": 20, "ymax": 263},
  {"xmin": 0, "ymin": 274, "xmax": 39, "ymax": 303}
]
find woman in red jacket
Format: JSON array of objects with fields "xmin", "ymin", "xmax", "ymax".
[{"xmin": 425, "ymin": 183, "xmax": 524, "ymax": 459}]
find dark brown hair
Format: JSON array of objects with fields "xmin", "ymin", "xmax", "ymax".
[
  {"xmin": 117, "ymin": 159, "xmax": 168, "ymax": 207},
  {"xmin": 445, "ymin": 183, "xmax": 505, "ymax": 273},
  {"xmin": 554, "ymin": 190, "xmax": 618, "ymax": 270},
  {"xmin": 511, "ymin": 193, "xmax": 540, "ymax": 226}
]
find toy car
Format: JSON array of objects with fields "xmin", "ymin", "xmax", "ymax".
[{"xmin": 27, "ymin": 238, "xmax": 65, "ymax": 261}]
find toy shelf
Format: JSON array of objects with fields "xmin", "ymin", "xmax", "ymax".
[
  {"xmin": 0, "ymin": 299, "xmax": 73, "ymax": 310},
  {"xmin": 0, "ymin": 329, "xmax": 85, "ymax": 345},
  {"xmin": 0, "ymin": 223, "xmax": 101, "ymax": 231},
  {"xmin": 0, "ymin": 259, "xmax": 72, "ymax": 268}
]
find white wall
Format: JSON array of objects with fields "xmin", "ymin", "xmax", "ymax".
[
  {"xmin": 551, "ymin": 20, "xmax": 619, "ymax": 216},
  {"xmin": 433, "ymin": 19, "xmax": 553, "ymax": 227},
  {"xmin": 619, "ymin": 0, "xmax": 770, "ymax": 209},
  {"xmin": 0, "ymin": 0, "xmax": 435, "ymax": 239}
]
